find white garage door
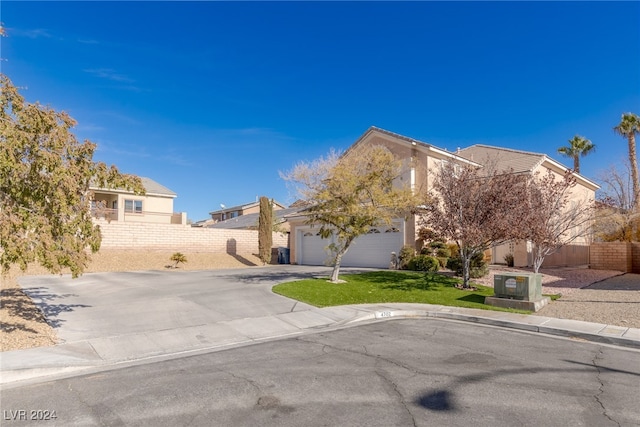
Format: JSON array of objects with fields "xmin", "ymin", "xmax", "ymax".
[
  {"xmin": 297, "ymin": 223, "xmax": 404, "ymax": 269},
  {"xmin": 299, "ymin": 230, "xmax": 331, "ymax": 266}
]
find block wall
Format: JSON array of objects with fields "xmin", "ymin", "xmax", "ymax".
[
  {"xmin": 96, "ymin": 220, "xmax": 289, "ymax": 254},
  {"xmin": 589, "ymin": 242, "xmax": 632, "ymax": 272},
  {"xmin": 632, "ymin": 243, "xmax": 640, "ymax": 274}
]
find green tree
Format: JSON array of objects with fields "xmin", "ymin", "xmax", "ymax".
[
  {"xmin": 282, "ymin": 145, "xmax": 420, "ymax": 283},
  {"xmin": 0, "ymin": 73, "xmax": 144, "ymax": 277},
  {"xmin": 258, "ymin": 196, "xmax": 273, "ymax": 265},
  {"xmin": 557, "ymin": 134, "xmax": 595, "ymax": 173},
  {"xmin": 613, "ymin": 112, "xmax": 640, "ymax": 211}
]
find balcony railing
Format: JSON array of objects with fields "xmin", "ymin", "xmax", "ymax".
[{"xmin": 91, "ymin": 208, "xmax": 185, "ymax": 224}]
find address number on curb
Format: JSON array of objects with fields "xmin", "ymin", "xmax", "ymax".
[{"xmin": 377, "ymin": 311, "xmax": 393, "ymax": 318}]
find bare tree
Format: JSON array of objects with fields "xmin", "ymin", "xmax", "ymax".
[
  {"xmin": 613, "ymin": 113, "xmax": 640, "ymax": 211},
  {"xmin": 523, "ymin": 170, "xmax": 594, "ymax": 272},
  {"xmin": 421, "ymin": 160, "xmax": 528, "ymax": 288},
  {"xmin": 594, "ymin": 159, "xmax": 639, "ymax": 242},
  {"xmin": 281, "ymin": 145, "xmax": 419, "ymax": 282}
]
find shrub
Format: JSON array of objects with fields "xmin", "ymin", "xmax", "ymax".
[
  {"xmin": 428, "ymin": 241, "xmax": 447, "ymax": 250},
  {"xmin": 446, "ymin": 252, "xmax": 488, "ymax": 278},
  {"xmin": 447, "ymin": 243, "xmax": 459, "ymax": 258},
  {"xmin": 436, "ymin": 256, "xmax": 448, "ymax": 268},
  {"xmin": 398, "ymin": 245, "xmax": 416, "ymax": 270},
  {"xmin": 504, "ymin": 253, "xmax": 514, "ymax": 267},
  {"xmin": 170, "ymin": 252, "xmax": 187, "ymax": 268},
  {"xmin": 407, "ymin": 255, "xmax": 440, "ymax": 272},
  {"xmin": 435, "ymin": 247, "xmax": 451, "ymax": 258}
]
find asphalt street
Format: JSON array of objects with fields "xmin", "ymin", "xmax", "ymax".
[{"xmin": 2, "ymin": 319, "xmax": 639, "ymax": 427}]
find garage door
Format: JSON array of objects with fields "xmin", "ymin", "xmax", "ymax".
[
  {"xmin": 297, "ymin": 223, "xmax": 404, "ymax": 268},
  {"xmin": 299, "ymin": 230, "xmax": 331, "ymax": 266}
]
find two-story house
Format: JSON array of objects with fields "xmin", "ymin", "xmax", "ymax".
[
  {"xmin": 91, "ymin": 176, "xmax": 186, "ymax": 225},
  {"xmin": 287, "ymin": 126, "xmax": 598, "ymax": 269}
]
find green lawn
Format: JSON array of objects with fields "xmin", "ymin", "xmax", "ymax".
[{"xmin": 272, "ymin": 271, "xmax": 531, "ymax": 313}]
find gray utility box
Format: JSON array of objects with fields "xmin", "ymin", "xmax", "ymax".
[{"xmin": 493, "ymin": 273, "xmax": 542, "ymax": 301}]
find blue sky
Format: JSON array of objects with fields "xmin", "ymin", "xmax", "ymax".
[{"xmin": 3, "ymin": 1, "xmax": 639, "ymax": 221}]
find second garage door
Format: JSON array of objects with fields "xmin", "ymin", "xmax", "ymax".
[{"xmin": 297, "ymin": 223, "xmax": 404, "ymax": 269}]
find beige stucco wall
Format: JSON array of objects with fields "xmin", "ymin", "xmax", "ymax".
[
  {"xmin": 96, "ymin": 220, "xmax": 288, "ymax": 253},
  {"xmin": 93, "ymin": 191, "xmax": 180, "ymax": 224},
  {"xmin": 531, "ymin": 162, "xmax": 596, "ymax": 246},
  {"xmin": 120, "ymin": 194, "xmax": 175, "ymax": 224}
]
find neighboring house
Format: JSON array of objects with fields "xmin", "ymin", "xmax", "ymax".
[
  {"xmin": 457, "ymin": 145, "xmax": 599, "ymax": 267},
  {"xmin": 91, "ymin": 176, "xmax": 186, "ymax": 225},
  {"xmin": 208, "ymin": 200, "xmax": 287, "ymax": 222},
  {"xmin": 207, "ymin": 206, "xmax": 304, "ymax": 233},
  {"xmin": 288, "ymin": 126, "xmax": 599, "ymax": 269}
]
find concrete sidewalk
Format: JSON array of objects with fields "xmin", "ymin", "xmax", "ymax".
[{"xmin": 2, "ymin": 302, "xmax": 639, "ymax": 387}]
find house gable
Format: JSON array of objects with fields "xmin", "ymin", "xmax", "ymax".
[{"xmin": 458, "ymin": 144, "xmax": 599, "ymax": 191}]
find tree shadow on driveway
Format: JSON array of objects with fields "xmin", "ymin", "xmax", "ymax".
[{"xmin": 19, "ymin": 287, "xmax": 91, "ymax": 328}]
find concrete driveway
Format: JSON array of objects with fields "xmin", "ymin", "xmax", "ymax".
[{"xmin": 17, "ymin": 266, "xmax": 356, "ymax": 361}]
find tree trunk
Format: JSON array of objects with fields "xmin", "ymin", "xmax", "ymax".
[
  {"xmin": 329, "ymin": 236, "xmax": 354, "ymax": 283},
  {"xmin": 629, "ymin": 134, "xmax": 640, "ymax": 212},
  {"xmin": 573, "ymin": 156, "xmax": 580, "ymax": 173},
  {"xmin": 533, "ymin": 247, "xmax": 543, "ymax": 274},
  {"xmin": 462, "ymin": 247, "xmax": 471, "ymax": 288},
  {"xmin": 330, "ymin": 252, "xmax": 343, "ymax": 283}
]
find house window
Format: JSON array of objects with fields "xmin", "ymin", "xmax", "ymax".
[
  {"xmin": 125, "ymin": 199, "xmax": 143, "ymax": 214},
  {"xmin": 230, "ymin": 211, "xmax": 239, "ymax": 218}
]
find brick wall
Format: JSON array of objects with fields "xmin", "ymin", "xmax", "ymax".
[
  {"xmin": 632, "ymin": 243, "xmax": 640, "ymax": 274},
  {"xmin": 589, "ymin": 242, "xmax": 632, "ymax": 272},
  {"xmin": 96, "ymin": 220, "xmax": 289, "ymax": 254}
]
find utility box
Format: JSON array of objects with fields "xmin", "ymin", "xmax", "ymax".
[{"xmin": 493, "ymin": 273, "xmax": 542, "ymax": 301}]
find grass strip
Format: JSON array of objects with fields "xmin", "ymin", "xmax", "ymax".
[{"xmin": 273, "ymin": 271, "xmax": 531, "ymax": 313}]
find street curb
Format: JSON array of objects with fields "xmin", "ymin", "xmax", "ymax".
[{"xmin": 345, "ymin": 309, "xmax": 640, "ymax": 350}]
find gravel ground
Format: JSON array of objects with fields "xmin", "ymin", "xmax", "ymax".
[
  {"xmin": 474, "ymin": 266, "xmax": 639, "ymax": 328},
  {"xmin": 1, "ymin": 252, "xmax": 638, "ymax": 352}
]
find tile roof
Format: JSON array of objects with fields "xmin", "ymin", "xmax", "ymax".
[
  {"xmin": 209, "ymin": 200, "xmax": 287, "ymax": 216},
  {"xmin": 349, "ymin": 126, "xmax": 481, "ymax": 166},
  {"xmin": 207, "ymin": 207, "xmax": 303, "ymax": 229},
  {"xmin": 90, "ymin": 175, "xmax": 176, "ymax": 197},
  {"xmin": 139, "ymin": 176, "xmax": 177, "ymax": 197},
  {"xmin": 456, "ymin": 145, "xmax": 546, "ymax": 173}
]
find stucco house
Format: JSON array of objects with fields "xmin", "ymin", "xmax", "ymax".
[
  {"xmin": 287, "ymin": 126, "xmax": 599, "ymax": 269},
  {"xmin": 207, "ymin": 206, "xmax": 303, "ymax": 233},
  {"xmin": 91, "ymin": 176, "xmax": 186, "ymax": 225},
  {"xmin": 457, "ymin": 145, "xmax": 599, "ymax": 267},
  {"xmin": 208, "ymin": 200, "xmax": 287, "ymax": 223}
]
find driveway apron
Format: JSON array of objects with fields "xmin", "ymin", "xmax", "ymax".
[{"xmin": 16, "ymin": 266, "xmax": 339, "ymax": 360}]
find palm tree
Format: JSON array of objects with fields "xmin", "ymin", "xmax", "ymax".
[
  {"xmin": 557, "ymin": 135, "xmax": 595, "ymax": 173},
  {"xmin": 614, "ymin": 112, "xmax": 640, "ymax": 211}
]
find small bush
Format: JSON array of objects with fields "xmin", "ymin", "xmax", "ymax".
[
  {"xmin": 436, "ymin": 256, "xmax": 449, "ymax": 268},
  {"xmin": 419, "ymin": 247, "xmax": 431, "ymax": 255},
  {"xmin": 447, "ymin": 243, "xmax": 460, "ymax": 259},
  {"xmin": 446, "ymin": 252, "xmax": 488, "ymax": 278},
  {"xmin": 170, "ymin": 252, "xmax": 187, "ymax": 268},
  {"xmin": 407, "ymin": 255, "xmax": 440, "ymax": 272},
  {"xmin": 428, "ymin": 241, "xmax": 447, "ymax": 250},
  {"xmin": 504, "ymin": 253, "xmax": 514, "ymax": 267},
  {"xmin": 435, "ymin": 247, "xmax": 451, "ymax": 258},
  {"xmin": 398, "ymin": 245, "xmax": 416, "ymax": 270}
]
